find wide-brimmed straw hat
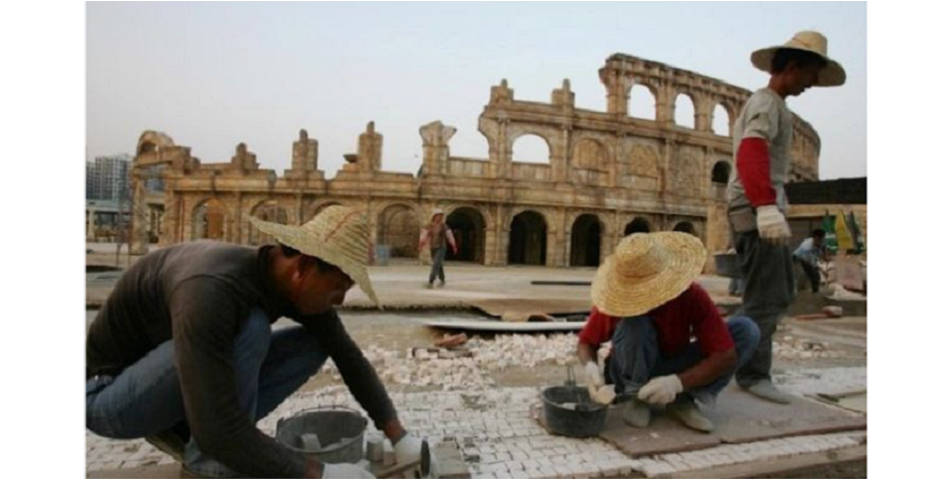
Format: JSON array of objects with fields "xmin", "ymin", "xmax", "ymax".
[
  {"xmin": 751, "ymin": 30, "xmax": 846, "ymax": 87},
  {"xmin": 250, "ymin": 205, "xmax": 379, "ymax": 307},
  {"xmin": 591, "ymin": 232, "xmax": 706, "ymax": 317}
]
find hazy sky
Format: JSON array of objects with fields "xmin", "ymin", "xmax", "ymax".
[{"xmin": 87, "ymin": 2, "xmax": 866, "ymax": 180}]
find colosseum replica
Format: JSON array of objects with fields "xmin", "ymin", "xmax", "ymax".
[{"xmin": 129, "ymin": 54, "xmax": 821, "ymax": 270}]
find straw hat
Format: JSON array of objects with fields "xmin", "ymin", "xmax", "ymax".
[
  {"xmin": 751, "ymin": 30, "xmax": 846, "ymax": 87},
  {"xmin": 250, "ymin": 206, "xmax": 379, "ymax": 307},
  {"xmin": 591, "ymin": 232, "xmax": 706, "ymax": 317}
]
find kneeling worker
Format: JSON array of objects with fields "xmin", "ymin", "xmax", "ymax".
[{"xmin": 577, "ymin": 233, "xmax": 761, "ymax": 432}]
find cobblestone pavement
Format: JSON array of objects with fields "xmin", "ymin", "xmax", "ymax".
[{"xmin": 87, "ymin": 366, "xmax": 866, "ymax": 477}]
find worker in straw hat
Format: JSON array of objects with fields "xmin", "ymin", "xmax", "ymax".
[
  {"xmin": 86, "ymin": 206, "xmax": 427, "ymax": 478},
  {"xmin": 727, "ymin": 31, "xmax": 846, "ymax": 404},
  {"xmin": 577, "ymin": 233, "xmax": 760, "ymax": 432}
]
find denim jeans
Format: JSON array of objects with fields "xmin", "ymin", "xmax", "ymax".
[
  {"xmin": 606, "ymin": 315, "xmax": 760, "ymax": 406},
  {"xmin": 86, "ymin": 308, "xmax": 329, "ymax": 477},
  {"xmin": 429, "ymin": 246, "xmax": 446, "ymax": 284},
  {"xmin": 733, "ymin": 230, "xmax": 796, "ymax": 387}
]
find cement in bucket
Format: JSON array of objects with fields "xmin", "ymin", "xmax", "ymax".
[{"xmin": 275, "ymin": 407, "xmax": 367, "ymax": 464}]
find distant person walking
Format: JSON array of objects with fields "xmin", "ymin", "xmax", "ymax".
[
  {"xmin": 419, "ymin": 209, "xmax": 457, "ymax": 288},
  {"xmin": 727, "ymin": 31, "xmax": 846, "ymax": 404}
]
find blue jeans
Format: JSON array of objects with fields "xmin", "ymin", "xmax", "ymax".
[
  {"xmin": 607, "ymin": 315, "xmax": 760, "ymax": 406},
  {"xmin": 429, "ymin": 246, "xmax": 446, "ymax": 284},
  {"xmin": 86, "ymin": 308, "xmax": 329, "ymax": 477}
]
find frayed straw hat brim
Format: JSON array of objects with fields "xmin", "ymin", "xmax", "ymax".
[{"xmin": 250, "ymin": 216, "xmax": 379, "ymax": 307}]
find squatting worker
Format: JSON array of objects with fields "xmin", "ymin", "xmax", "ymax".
[
  {"xmin": 727, "ymin": 31, "xmax": 847, "ymax": 404},
  {"xmin": 87, "ymin": 206, "xmax": 427, "ymax": 478},
  {"xmin": 578, "ymin": 233, "xmax": 760, "ymax": 433}
]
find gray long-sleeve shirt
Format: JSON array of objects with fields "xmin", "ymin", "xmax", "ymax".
[{"xmin": 86, "ymin": 242, "xmax": 397, "ymax": 478}]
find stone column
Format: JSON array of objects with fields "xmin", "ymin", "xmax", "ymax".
[{"xmin": 130, "ymin": 171, "xmax": 149, "ymax": 255}]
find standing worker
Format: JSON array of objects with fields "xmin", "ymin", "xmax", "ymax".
[
  {"xmin": 419, "ymin": 208, "xmax": 458, "ymax": 289},
  {"xmin": 727, "ymin": 31, "xmax": 846, "ymax": 403}
]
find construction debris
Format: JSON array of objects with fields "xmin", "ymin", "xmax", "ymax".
[
  {"xmin": 323, "ymin": 334, "xmax": 579, "ymax": 391},
  {"xmin": 434, "ymin": 333, "xmax": 469, "ymax": 348},
  {"xmin": 774, "ymin": 337, "xmax": 848, "ymax": 360}
]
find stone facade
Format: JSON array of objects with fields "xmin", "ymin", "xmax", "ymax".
[{"xmin": 130, "ymin": 55, "xmax": 822, "ymax": 269}]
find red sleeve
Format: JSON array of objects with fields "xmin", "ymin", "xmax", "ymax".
[
  {"xmin": 578, "ymin": 307, "xmax": 616, "ymax": 346},
  {"xmin": 686, "ymin": 285, "xmax": 735, "ymax": 356},
  {"xmin": 736, "ymin": 137, "xmax": 776, "ymax": 207}
]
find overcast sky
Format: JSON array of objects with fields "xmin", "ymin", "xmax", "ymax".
[{"xmin": 87, "ymin": 2, "xmax": 866, "ymax": 180}]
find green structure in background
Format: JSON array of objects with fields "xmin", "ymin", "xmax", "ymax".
[{"xmin": 822, "ymin": 210, "xmax": 864, "ymax": 255}]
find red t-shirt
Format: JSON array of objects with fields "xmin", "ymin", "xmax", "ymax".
[{"xmin": 578, "ymin": 283, "xmax": 734, "ymax": 358}]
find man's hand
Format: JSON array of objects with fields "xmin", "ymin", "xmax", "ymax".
[
  {"xmin": 637, "ymin": 375, "xmax": 683, "ymax": 406},
  {"xmin": 756, "ymin": 205, "xmax": 791, "ymax": 246},
  {"xmin": 394, "ymin": 434, "xmax": 424, "ymax": 466},
  {"xmin": 584, "ymin": 361, "xmax": 604, "ymax": 388},
  {"xmin": 321, "ymin": 463, "xmax": 375, "ymax": 478}
]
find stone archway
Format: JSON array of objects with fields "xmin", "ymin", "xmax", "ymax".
[
  {"xmin": 446, "ymin": 207, "xmax": 487, "ymax": 264},
  {"xmin": 248, "ymin": 201, "xmax": 289, "ymax": 246},
  {"xmin": 377, "ymin": 204, "xmax": 420, "ymax": 259},
  {"xmin": 624, "ymin": 217, "xmax": 652, "ymax": 236},
  {"xmin": 192, "ymin": 198, "xmax": 229, "ymax": 241},
  {"xmin": 673, "ymin": 221, "xmax": 697, "ymax": 236},
  {"xmin": 306, "ymin": 201, "xmax": 342, "ymax": 221},
  {"xmin": 570, "ymin": 214, "xmax": 603, "ymax": 267},
  {"xmin": 508, "ymin": 210, "xmax": 547, "ymax": 266},
  {"xmin": 712, "ymin": 161, "xmax": 731, "ymax": 185}
]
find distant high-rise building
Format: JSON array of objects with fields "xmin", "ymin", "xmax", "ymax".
[{"xmin": 86, "ymin": 154, "xmax": 132, "ymax": 201}]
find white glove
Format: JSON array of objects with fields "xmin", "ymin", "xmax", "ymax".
[
  {"xmin": 637, "ymin": 375, "xmax": 683, "ymax": 405},
  {"xmin": 584, "ymin": 361, "xmax": 604, "ymax": 388},
  {"xmin": 756, "ymin": 205, "xmax": 791, "ymax": 246},
  {"xmin": 393, "ymin": 433, "xmax": 438, "ymax": 478},
  {"xmin": 322, "ymin": 463, "xmax": 375, "ymax": 479}
]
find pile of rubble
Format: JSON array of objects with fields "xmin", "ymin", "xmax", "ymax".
[
  {"xmin": 773, "ymin": 336, "xmax": 848, "ymax": 360},
  {"xmin": 321, "ymin": 333, "xmax": 579, "ymax": 391}
]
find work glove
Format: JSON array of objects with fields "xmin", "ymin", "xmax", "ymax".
[
  {"xmin": 755, "ymin": 205, "xmax": 791, "ymax": 246},
  {"xmin": 584, "ymin": 361, "xmax": 605, "ymax": 388},
  {"xmin": 394, "ymin": 433, "xmax": 437, "ymax": 476},
  {"xmin": 322, "ymin": 462, "xmax": 375, "ymax": 478},
  {"xmin": 637, "ymin": 374, "xmax": 683, "ymax": 406}
]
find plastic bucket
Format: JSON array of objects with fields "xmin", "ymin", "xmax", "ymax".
[
  {"xmin": 275, "ymin": 407, "xmax": 368, "ymax": 464},
  {"xmin": 542, "ymin": 386, "xmax": 608, "ymax": 437}
]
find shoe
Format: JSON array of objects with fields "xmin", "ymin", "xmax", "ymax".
[
  {"xmin": 667, "ymin": 399, "xmax": 714, "ymax": 433},
  {"xmin": 622, "ymin": 399, "xmax": 651, "ymax": 428},
  {"xmin": 744, "ymin": 380, "xmax": 795, "ymax": 404},
  {"xmin": 438, "ymin": 279, "xmax": 445, "ymax": 288},
  {"xmin": 426, "ymin": 282, "xmax": 434, "ymax": 289},
  {"xmin": 145, "ymin": 429, "xmax": 187, "ymax": 464}
]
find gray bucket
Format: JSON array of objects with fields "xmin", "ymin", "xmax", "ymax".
[{"xmin": 275, "ymin": 407, "xmax": 368, "ymax": 464}]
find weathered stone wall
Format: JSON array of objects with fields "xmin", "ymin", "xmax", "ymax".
[{"xmin": 131, "ymin": 55, "xmax": 822, "ymax": 270}]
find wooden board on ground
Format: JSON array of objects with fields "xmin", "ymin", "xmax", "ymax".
[
  {"xmin": 464, "ymin": 298, "xmax": 591, "ymax": 318},
  {"xmin": 598, "ymin": 383, "xmax": 866, "ymax": 457},
  {"xmin": 419, "ymin": 319, "xmax": 585, "ymax": 332}
]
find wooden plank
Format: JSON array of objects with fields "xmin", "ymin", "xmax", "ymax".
[
  {"xmin": 598, "ymin": 384, "xmax": 866, "ymax": 458},
  {"xmin": 676, "ymin": 445, "xmax": 866, "ymax": 479},
  {"xmin": 419, "ymin": 319, "xmax": 585, "ymax": 332}
]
